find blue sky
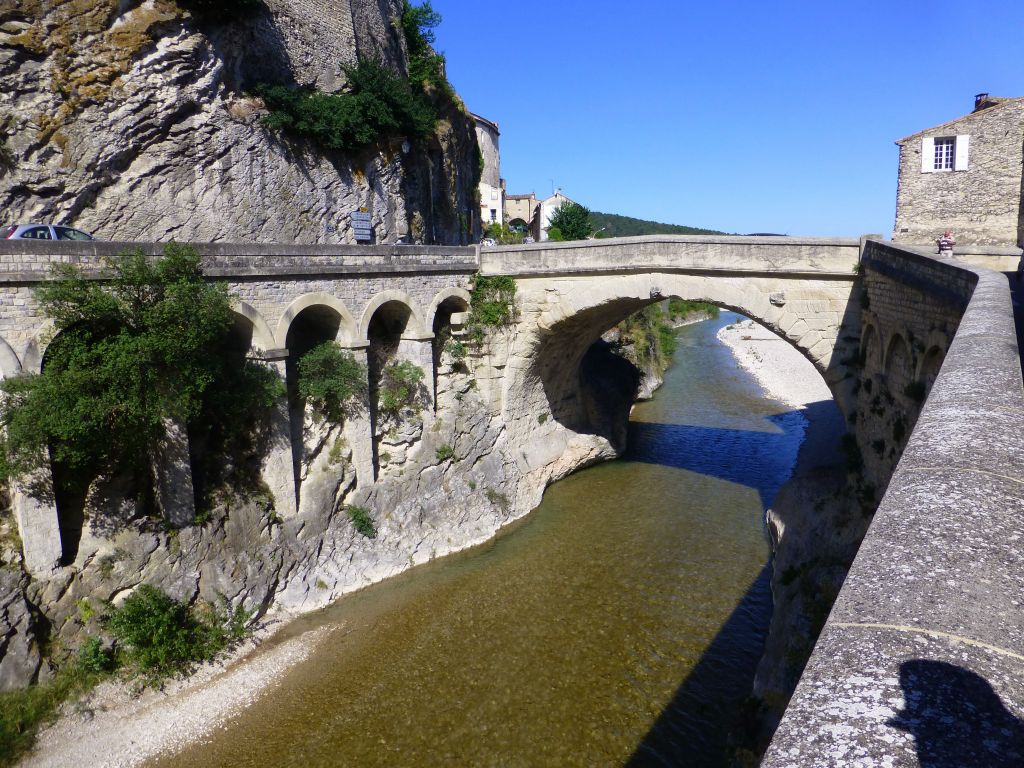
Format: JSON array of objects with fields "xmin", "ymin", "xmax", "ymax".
[{"xmin": 430, "ymin": 0, "xmax": 1023, "ymax": 236}]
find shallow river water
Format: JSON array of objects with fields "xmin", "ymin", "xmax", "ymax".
[{"xmin": 155, "ymin": 312, "xmax": 809, "ymax": 768}]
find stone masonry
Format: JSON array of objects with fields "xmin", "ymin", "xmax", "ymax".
[{"xmin": 893, "ymin": 96, "xmax": 1024, "ymax": 247}]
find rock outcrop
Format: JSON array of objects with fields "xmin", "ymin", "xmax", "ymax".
[{"xmin": 0, "ymin": 0, "xmax": 479, "ymax": 245}]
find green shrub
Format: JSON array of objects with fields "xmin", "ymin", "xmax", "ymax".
[
  {"xmin": 104, "ymin": 585, "xmax": 249, "ymax": 683},
  {"xmin": 446, "ymin": 338, "xmax": 466, "ymax": 361},
  {"xmin": 667, "ymin": 298, "xmax": 719, "ymax": 319},
  {"xmin": 0, "ymin": 659, "xmax": 104, "ymax": 765},
  {"xmin": 297, "ymin": 342, "xmax": 366, "ymax": 423},
  {"xmin": 401, "ymin": 1, "xmax": 451, "ymax": 95},
  {"xmin": 484, "ymin": 488, "xmax": 509, "ymax": 509},
  {"xmin": 76, "ymin": 636, "xmax": 115, "ymax": 674},
  {"xmin": 616, "ymin": 304, "xmax": 679, "ymax": 375},
  {"xmin": 467, "ymin": 273, "xmax": 516, "ymax": 333},
  {"xmin": 435, "ymin": 444, "xmax": 454, "ymax": 461},
  {"xmin": 257, "ymin": 60, "xmax": 436, "ymax": 154},
  {"xmin": 345, "ymin": 505, "xmax": 376, "ymax": 538},
  {"xmin": 378, "ymin": 360, "xmax": 426, "ymax": 416},
  {"xmin": 483, "ymin": 223, "xmax": 524, "ymax": 245},
  {"xmin": 546, "ymin": 202, "xmax": 593, "ymax": 241}
]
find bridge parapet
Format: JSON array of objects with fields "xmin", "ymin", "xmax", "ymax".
[
  {"xmin": 763, "ymin": 240, "xmax": 1024, "ymax": 766},
  {"xmin": 481, "ymin": 234, "xmax": 862, "ymax": 277},
  {"xmin": 0, "ymin": 241, "xmax": 478, "ymax": 281}
]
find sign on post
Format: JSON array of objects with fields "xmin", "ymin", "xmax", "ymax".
[{"xmin": 351, "ymin": 210, "xmax": 372, "ymax": 242}]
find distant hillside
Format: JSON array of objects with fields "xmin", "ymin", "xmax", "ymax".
[{"xmin": 590, "ymin": 212, "xmax": 727, "ymax": 238}]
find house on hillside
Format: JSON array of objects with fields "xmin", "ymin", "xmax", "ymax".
[
  {"xmin": 502, "ymin": 189, "xmax": 581, "ymax": 241},
  {"xmin": 537, "ymin": 189, "xmax": 579, "ymax": 241},
  {"xmin": 472, "ymin": 114, "xmax": 504, "ymax": 231},
  {"xmin": 893, "ymin": 93, "xmax": 1024, "ymax": 247}
]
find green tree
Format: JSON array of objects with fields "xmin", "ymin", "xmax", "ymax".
[
  {"xmin": 401, "ymin": 1, "xmax": 448, "ymax": 92},
  {"xmin": 546, "ymin": 202, "xmax": 593, "ymax": 241},
  {"xmin": 0, "ymin": 245, "xmax": 281, "ymax": 504},
  {"xmin": 297, "ymin": 342, "xmax": 367, "ymax": 423}
]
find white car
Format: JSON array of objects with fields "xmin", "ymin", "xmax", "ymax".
[{"xmin": 3, "ymin": 223, "xmax": 95, "ymax": 241}]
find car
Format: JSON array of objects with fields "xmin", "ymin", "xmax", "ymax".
[{"xmin": 3, "ymin": 223, "xmax": 95, "ymax": 241}]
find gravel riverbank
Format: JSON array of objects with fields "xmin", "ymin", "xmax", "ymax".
[
  {"xmin": 716, "ymin": 319, "xmax": 832, "ymax": 410},
  {"xmin": 21, "ymin": 622, "xmax": 336, "ymax": 768}
]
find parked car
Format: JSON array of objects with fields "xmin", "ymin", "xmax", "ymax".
[{"xmin": 3, "ymin": 223, "xmax": 95, "ymax": 241}]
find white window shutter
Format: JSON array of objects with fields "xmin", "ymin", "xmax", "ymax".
[
  {"xmin": 921, "ymin": 137, "xmax": 935, "ymax": 172},
  {"xmin": 954, "ymin": 135, "xmax": 970, "ymax": 170}
]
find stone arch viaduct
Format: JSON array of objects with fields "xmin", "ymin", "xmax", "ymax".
[{"xmin": 0, "ymin": 234, "xmax": 1020, "ymax": 764}]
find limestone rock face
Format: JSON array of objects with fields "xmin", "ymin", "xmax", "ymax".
[
  {"xmin": 0, "ymin": 567, "xmax": 42, "ymax": 690},
  {"xmin": 0, "ymin": 0, "xmax": 478, "ymax": 245}
]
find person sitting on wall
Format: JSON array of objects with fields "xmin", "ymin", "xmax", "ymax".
[{"xmin": 936, "ymin": 230, "xmax": 955, "ymax": 256}]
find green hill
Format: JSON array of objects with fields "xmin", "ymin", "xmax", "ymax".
[{"xmin": 590, "ymin": 212, "xmax": 727, "ymax": 238}]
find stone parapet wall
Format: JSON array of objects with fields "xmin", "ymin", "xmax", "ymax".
[
  {"xmin": 0, "ymin": 242, "xmax": 477, "ymax": 372},
  {"xmin": 482, "ymin": 235, "xmax": 862, "ymax": 277},
  {"xmin": 763, "ymin": 240, "xmax": 1024, "ymax": 766}
]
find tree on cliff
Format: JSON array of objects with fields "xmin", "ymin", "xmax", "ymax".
[
  {"xmin": 547, "ymin": 202, "xmax": 594, "ymax": 241},
  {"xmin": 0, "ymin": 245, "xmax": 282, "ymax": 506}
]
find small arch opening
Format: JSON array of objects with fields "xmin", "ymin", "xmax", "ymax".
[{"xmin": 431, "ymin": 294, "xmax": 470, "ymax": 410}]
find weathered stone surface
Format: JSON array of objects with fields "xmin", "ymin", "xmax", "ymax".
[
  {"xmin": 893, "ymin": 97, "xmax": 1024, "ymax": 247},
  {"xmin": 0, "ymin": 0, "xmax": 478, "ymax": 246},
  {"xmin": 0, "ymin": 567, "xmax": 41, "ymax": 690}
]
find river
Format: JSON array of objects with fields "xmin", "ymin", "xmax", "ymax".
[{"xmin": 153, "ymin": 311, "xmax": 809, "ymax": 768}]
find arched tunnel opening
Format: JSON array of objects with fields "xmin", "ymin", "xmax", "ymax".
[
  {"xmin": 285, "ymin": 305, "xmax": 344, "ymax": 500},
  {"xmin": 187, "ymin": 313, "xmax": 262, "ymax": 508},
  {"xmin": 431, "ymin": 295, "xmax": 470, "ymax": 410},
  {"xmin": 367, "ymin": 300, "xmax": 413, "ymax": 477},
  {"xmin": 529, "ymin": 296, "xmax": 665, "ymax": 451}
]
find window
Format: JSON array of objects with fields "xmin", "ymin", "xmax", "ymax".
[
  {"xmin": 921, "ymin": 135, "xmax": 970, "ymax": 173},
  {"xmin": 24, "ymin": 226, "xmax": 51, "ymax": 239},
  {"xmin": 489, "ymin": 209, "xmax": 497, "ymax": 222},
  {"xmin": 933, "ymin": 137, "xmax": 954, "ymax": 170}
]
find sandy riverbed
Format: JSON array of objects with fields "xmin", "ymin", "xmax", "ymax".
[
  {"xmin": 21, "ymin": 317, "xmax": 834, "ymax": 768},
  {"xmin": 716, "ymin": 318, "xmax": 832, "ymax": 410}
]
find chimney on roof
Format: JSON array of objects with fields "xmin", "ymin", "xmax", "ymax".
[{"xmin": 974, "ymin": 92, "xmax": 991, "ymax": 111}]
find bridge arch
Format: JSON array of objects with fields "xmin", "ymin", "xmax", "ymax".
[
  {"xmin": 883, "ymin": 332, "xmax": 910, "ymax": 378},
  {"xmin": 276, "ymin": 293, "xmax": 360, "ymax": 349},
  {"xmin": 507, "ymin": 270, "xmax": 854, "ymax": 455},
  {"xmin": 358, "ymin": 291, "xmax": 430, "ymax": 341},
  {"xmin": 427, "ymin": 287, "xmax": 471, "ymax": 330},
  {"xmin": 0, "ymin": 334, "xmax": 23, "ymax": 379},
  {"xmin": 232, "ymin": 301, "xmax": 277, "ymax": 353},
  {"xmin": 859, "ymin": 322, "xmax": 881, "ymax": 369}
]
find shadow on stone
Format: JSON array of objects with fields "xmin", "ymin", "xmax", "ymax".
[{"xmin": 888, "ymin": 659, "xmax": 1024, "ymax": 767}]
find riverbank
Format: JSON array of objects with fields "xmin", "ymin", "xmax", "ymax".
[
  {"xmin": 716, "ymin": 319, "xmax": 831, "ymax": 410},
  {"xmin": 20, "ymin": 622, "xmax": 335, "ymax": 768}
]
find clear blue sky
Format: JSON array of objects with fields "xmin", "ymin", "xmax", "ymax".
[{"xmin": 430, "ymin": 0, "xmax": 1023, "ymax": 236}]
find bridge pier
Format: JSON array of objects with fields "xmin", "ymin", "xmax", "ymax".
[
  {"xmin": 12, "ymin": 473, "xmax": 61, "ymax": 577},
  {"xmin": 258, "ymin": 354, "xmax": 298, "ymax": 519}
]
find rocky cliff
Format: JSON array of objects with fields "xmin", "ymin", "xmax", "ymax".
[{"xmin": 0, "ymin": 0, "xmax": 479, "ymax": 244}]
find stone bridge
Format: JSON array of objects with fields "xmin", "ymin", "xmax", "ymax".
[{"xmin": 0, "ymin": 234, "xmax": 1020, "ymax": 764}]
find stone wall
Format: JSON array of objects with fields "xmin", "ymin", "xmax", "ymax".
[
  {"xmin": 763, "ymin": 240, "xmax": 1024, "ymax": 766},
  {"xmin": 893, "ymin": 99, "xmax": 1024, "ymax": 247}
]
